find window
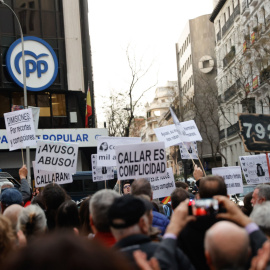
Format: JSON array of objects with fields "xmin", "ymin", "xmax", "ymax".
[{"xmin": 51, "ymin": 94, "xmax": 66, "ymax": 116}]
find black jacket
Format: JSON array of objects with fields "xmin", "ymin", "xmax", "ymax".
[{"xmin": 115, "ymin": 234, "xmax": 195, "ymax": 270}]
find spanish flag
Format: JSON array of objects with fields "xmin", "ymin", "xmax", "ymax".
[
  {"xmin": 161, "ymin": 196, "xmax": 171, "ymax": 204},
  {"xmin": 85, "ymin": 87, "xmax": 92, "ymax": 128}
]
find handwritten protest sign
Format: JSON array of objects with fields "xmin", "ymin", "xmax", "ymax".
[
  {"xmin": 170, "ymin": 108, "xmax": 202, "ymax": 142},
  {"xmin": 33, "ymin": 161, "xmax": 73, "ymax": 188},
  {"xmin": 179, "ymin": 141, "xmax": 198, "ymax": 160},
  {"xmin": 35, "ymin": 140, "xmax": 78, "ymax": 174},
  {"xmin": 97, "ymin": 136, "xmax": 141, "ymax": 167},
  {"xmin": 91, "ymin": 154, "xmax": 114, "ymax": 182},
  {"xmin": 154, "ymin": 124, "xmax": 181, "ymax": 147},
  {"xmin": 212, "ymin": 166, "xmax": 243, "ymax": 195},
  {"xmin": 147, "ymin": 167, "xmax": 175, "ymax": 199},
  {"xmin": 115, "ymin": 141, "xmax": 167, "ymax": 180},
  {"xmin": 4, "ymin": 108, "xmax": 36, "ymax": 151},
  {"xmin": 239, "ymin": 155, "xmax": 270, "ymax": 185}
]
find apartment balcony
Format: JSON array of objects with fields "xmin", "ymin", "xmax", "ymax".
[
  {"xmin": 242, "ymin": 0, "xmax": 250, "ymax": 17},
  {"xmin": 219, "ymin": 129, "xmax": 225, "ymax": 140},
  {"xmin": 224, "ymin": 79, "xmax": 241, "ymax": 102},
  {"xmin": 146, "ymin": 115, "xmax": 159, "ymax": 124},
  {"xmin": 243, "ymin": 36, "xmax": 251, "ymax": 56},
  {"xmin": 223, "ymin": 46, "xmax": 235, "ymax": 68},
  {"xmin": 227, "ymin": 122, "xmax": 239, "ymax": 137}
]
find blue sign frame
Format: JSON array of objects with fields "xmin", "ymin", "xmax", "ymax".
[{"xmin": 6, "ymin": 36, "xmax": 58, "ymax": 92}]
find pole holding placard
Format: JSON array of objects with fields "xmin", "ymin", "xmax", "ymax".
[{"xmin": 0, "ymin": 1, "xmax": 31, "ymax": 185}]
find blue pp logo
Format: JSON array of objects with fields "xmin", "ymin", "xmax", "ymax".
[{"xmin": 6, "ymin": 36, "xmax": 58, "ymax": 92}]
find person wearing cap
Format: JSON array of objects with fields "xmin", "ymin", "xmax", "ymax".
[
  {"xmin": 1, "ymin": 188, "xmax": 23, "ymax": 213},
  {"xmin": 108, "ymin": 195, "xmax": 195, "ymax": 270}
]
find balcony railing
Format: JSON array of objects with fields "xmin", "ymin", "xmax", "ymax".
[
  {"xmin": 223, "ymin": 46, "xmax": 235, "ymax": 68},
  {"xmin": 259, "ymin": 66, "xmax": 270, "ymax": 85},
  {"xmin": 221, "ymin": 5, "xmax": 240, "ymax": 37},
  {"xmin": 224, "ymin": 79, "xmax": 241, "ymax": 101},
  {"xmin": 242, "ymin": 0, "xmax": 250, "ymax": 16},
  {"xmin": 219, "ymin": 129, "xmax": 225, "ymax": 140},
  {"xmin": 227, "ymin": 122, "xmax": 239, "ymax": 137}
]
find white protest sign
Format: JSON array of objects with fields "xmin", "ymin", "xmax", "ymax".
[
  {"xmin": 154, "ymin": 124, "xmax": 181, "ymax": 147},
  {"xmin": 4, "ymin": 108, "xmax": 36, "ymax": 151},
  {"xmin": 33, "ymin": 161, "xmax": 73, "ymax": 188},
  {"xmin": 239, "ymin": 155, "xmax": 270, "ymax": 185},
  {"xmin": 91, "ymin": 154, "xmax": 114, "ymax": 182},
  {"xmin": 180, "ymin": 120, "xmax": 203, "ymax": 142},
  {"xmin": 115, "ymin": 141, "xmax": 167, "ymax": 180},
  {"xmin": 179, "ymin": 141, "xmax": 198, "ymax": 160},
  {"xmin": 35, "ymin": 140, "xmax": 78, "ymax": 174},
  {"xmin": 97, "ymin": 136, "xmax": 141, "ymax": 167},
  {"xmin": 29, "ymin": 106, "xmax": 40, "ymax": 132},
  {"xmin": 212, "ymin": 166, "xmax": 243, "ymax": 195},
  {"xmin": 147, "ymin": 167, "xmax": 175, "ymax": 199},
  {"xmin": 169, "ymin": 108, "xmax": 202, "ymax": 142}
]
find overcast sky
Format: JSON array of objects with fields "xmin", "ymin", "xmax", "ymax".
[{"xmin": 88, "ymin": 0, "xmax": 214, "ymax": 127}]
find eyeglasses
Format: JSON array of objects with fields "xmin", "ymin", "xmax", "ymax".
[{"xmin": 123, "ymin": 184, "xmax": 131, "ymax": 189}]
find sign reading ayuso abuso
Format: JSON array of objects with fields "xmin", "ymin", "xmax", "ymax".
[{"xmin": 6, "ymin": 36, "xmax": 58, "ymax": 91}]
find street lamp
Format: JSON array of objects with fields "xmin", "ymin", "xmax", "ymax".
[{"xmin": 0, "ymin": 0, "xmax": 31, "ymax": 184}]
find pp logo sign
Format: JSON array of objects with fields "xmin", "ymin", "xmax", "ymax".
[{"xmin": 6, "ymin": 36, "xmax": 58, "ymax": 91}]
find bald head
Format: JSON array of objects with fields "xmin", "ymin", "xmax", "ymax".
[
  {"xmin": 204, "ymin": 221, "xmax": 250, "ymax": 270},
  {"xmin": 3, "ymin": 204, "xmax": 24, "ymax": 231}
]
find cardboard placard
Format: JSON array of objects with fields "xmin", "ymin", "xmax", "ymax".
[
  {"xmin": 147, "ymin": 167, "xmax": 176, "ymax": 199},
  {"xmin": 96, "ymin": 136, "xmax": 141, "ymax": 167},
  {"xmin": 154, "ymin": 124, "xmax": 181, "ymax": 147},
  {"xmin": 212, "ymin": 166, "xmax": 243, "ymax": 195},
  {"xmin": 4, "ymin": 108, "xmax": 36, "ymax": 151},
  {"xmin": 91, "ymin": 154, "xmax": 114, "ymax": 182},
  {"xmin": 179, "ymin": 141, "xmax": 198, "ymax": 160},
  {"xmin": 238, "ymin": 113, "xmax": 270, "ymax": 152},
  {"xmin": 35, "ymin": 140, "xmax": 78, "ymax": 174},
  {"xmin": 170, "ymin": 108, "xmax": 202, "ymax": 142},
  {"xmin": 115, "ymin": 142, "xmax": 167, "ymax": 180},
  {"xmin": 239, "ymin": 155, "xmax": 270, "ymax": 185},
  {"xmin": 33, "ymin": 161, "xmax": 73, "ymax": 187}
]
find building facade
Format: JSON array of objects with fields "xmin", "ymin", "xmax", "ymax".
[
  {"xmin": 210, "ymin": 0, "xmax": 270, "ymax": 166},
  {"xmin": 141, "ymin": 81, "xmax": 180, "ymax": 173},
  {"xmin": 0, "ymin": 0, "xmax": 103, "ymax": 177},
  {"xmin": 176, "ymin": 14, "xmax": 221, "ymax": 169}
]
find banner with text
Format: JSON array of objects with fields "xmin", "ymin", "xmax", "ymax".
[
  {"xmin": 91, "ymin": 154, "xmax": 114, "ymax": 182},
  {"xmin": 4, "ymin": 108, "xmax": 36, "ymax": 151},
  {"xmin": 179, "ymin": 141, "xmax": 198, "ymax": 160},
  {"xmin": 154, "ymin": 124, "xmax": 181, "ymax": 147},
  {"xmin": 169, "ymin": 108, "xmax": 202, "ymax": 142},
  {"xmin": 35, "ymin": 140, "xmax": 78, "ymax": 174},
  {"xmin": 33, "ymin": 161, "xmax": 73, "ymax": 188},
  {"xmin": 239, "ymin": 155, "xmax": 270, "ymax": 185},
  {"xmin": 147, "ymin": 167, "xmax": 175, "ymax": 199},
  {"xmin": 115, "ymin": 141, "xmax": 167, "ymax": 180},
  {"xmin": 97, "ymin": 136, "xmax": 141, "ymax": 167},
  {"xmin": 212, "ymin": 166, "xmax": 243, "ymax": 195}
]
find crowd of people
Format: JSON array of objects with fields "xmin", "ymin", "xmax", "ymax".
[{"xmin": 1, "ymin": 164, "xmax": 270, "ymax": 270}]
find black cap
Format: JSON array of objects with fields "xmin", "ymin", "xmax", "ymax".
[{"xmin": 108, "ymin": 195, "xmax": 146, "ymax": 229}]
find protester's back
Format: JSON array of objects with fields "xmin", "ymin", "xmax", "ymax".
[{"xmin": 178, "ymin": 176, "xmax": 227, "ymax": 270}]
